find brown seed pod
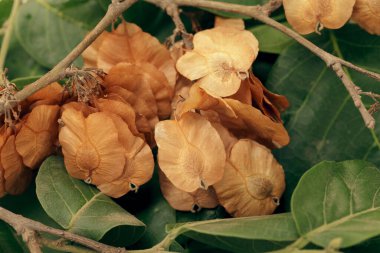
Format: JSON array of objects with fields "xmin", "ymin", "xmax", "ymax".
[
  {"xmin": 176, "ymin": 26, "xmax": 259, "ymax": 97},
  {"xmin": 97, "ymin": 115, "xmax": 154, "ymax": 197},
  {"xmin": 159, "ymin": 170, "xmax": 218, "ymax": 212},
  {"xmin": 27, "ymin": 82, "xmax": 65, "ymax": 109},
  {"xmin": 15, "ymin": 105, "xmax": 60, "ymax": 169},
  {"xmin": 155, "ymin": 112, "xmax": 226, "ymax": 192},
  {"xmin": 61, "ymin": 101, "xmax": 98, "ymax": 117},
  {"xmin": 83, "ymin": 21, "xmax": 176, "ymax": 88},
  {"xmin": 214, "ymin": 139, "xmax": 285, "ymax": 217},
  {"xmin": 59, "ymin": 108, "xmax": 125, "ymax": 185},
  {"xmin": 283, "ymin": 0, "xmax": 356, "ymax": 34},
  {"xmin": 176, "ymin": 84, "xmax": 290, "ymax": 149},
  {"xmin": 104, "ymin": 62, "xmax": 172, "ymax": 119},
  {"xmin": 352, "ymin": 0, "xmax": 380, "ymax": 35}
]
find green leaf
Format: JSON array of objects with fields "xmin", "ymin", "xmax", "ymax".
[
  {"xmin": 175, "ymin": 213, "xmax": 298, "ymax": 253},
  {"xmin": 36, "ymin": 156, "xmax": 145, "ymax": 246},
  {"xmin": 15, "ymin": 0, "xmax": 105, "ymax": 68},
  {"xmin": 203, "ymin": 0, "xmax": 266, "ymax": 19},
  {"xmin": 0, "ymin": 221, "xmax": 26, "ymax": 253},
  {"xmin": 251, "ymin": 23, "xmax": 293, "ymax": 54},
  {"xmin": 11, "ymin": 76, "xmax": 42, "ymax": 89},
  {"xmin": 0, "ymin": 0, "xmax": 12, "ymax": 27},
  {"xmin": 291, "ymin": 160, "xmax": 380, "ymax": 248},
  {"xmin": 266, "ymin": 25, "xmax": 380, "ymax": 208}
]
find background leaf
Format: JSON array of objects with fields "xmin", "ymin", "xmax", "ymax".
[
  {"xmin": 15, "ymin": 0, "xmax": 105, "ymax": 68},
  {"xmin": 291, "ymin": 160, "xmax": 380, "ymax": 248},
  {"xmin": 267, "ymin": 25, "xmax": 380, "ymax": 208},
  {"xmin": 0, "ymin": 221, "xmax": 26, "ymax": 253},
  {"xmin": 174, "ymin": 213, "xmax": 298, "ymax": 253},
  {"xmin": 251, "ymin": 23, "xmax": 293, "ymax": 54},
  {"xmin": 36, "ymin": 156, "xmax": 145, "ymax": 246},
  {"xmin": 0, "ymin": 0, "xmax": 12, "ymax": 28}
]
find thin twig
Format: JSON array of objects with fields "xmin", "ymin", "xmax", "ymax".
[
  {"xmin": 148, "ymin": 0, "xmax": 193, "ymax": 49},
  {"xmin": 0, "ymin": 207, "xmax": 128, "ymax": 253},
  {"xmin": 21, "ymin": 228, "xmax": 42, "ymax": 253},
  {"xmin": 0, "ymin": 0, "xmax": 137, "ymax": 114},
  {"xmin": 40, "ymin": 237, "xmax": 96, "ymax": 253},
  {"xmin": 0, "ymin": 0, "xmax": 21, "ymax": 78},
  {"xmin": 260, "ymin": 0, "xmax": 283, "ymax": 16}
]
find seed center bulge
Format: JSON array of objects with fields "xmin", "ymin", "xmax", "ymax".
[{"xmin": 245, "ymin": 176, "xmax": 273, "ymax": 200}]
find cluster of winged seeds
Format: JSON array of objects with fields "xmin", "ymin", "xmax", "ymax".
[
  {"xmin": 0, "ymin": 18, "xmax": 291, "ymax": 218},
  {"xmin": 283, "ymin": 0, "xmax": 380, "ymax": 35}
]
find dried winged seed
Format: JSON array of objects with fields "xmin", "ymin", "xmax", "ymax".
[
  {"xmin": 61, "ymin": 102, "xmax": 98, "ymax": 117},
  {"xmin": 59, "ymin": 109, "xmax": 125, "ymax": 185},
  {"xmin": 95, "ymin": 98, "xmax": 139, "ymax": 136},
  {"xmin": 1, "ymin": 135, "xmax": 32, "ymax": 195},
  {"xmin": 107, "ymin": 86, "xmax": 159, "ymax": 131},
  {"xmin": 352, "ymin": 0, "xmax": 380, "ymax": 35},
  {"xmin": 27, "ymin": 82, "xmax": 65, "ymax": 108},
  {"xmin": 105, "ymin": 62, "xmax": 172, "ymax": 119},
  {"xmin": 175, "ymin": 83, "xmax": 236, "ymax": 119},
  {"xmin": 283, "ymin": 0, "xmax": 356, "ymax": 34},
  {"xmin": 159, "ymin": 170, "xmax": 218, "ymax": 212},
  {"xmin": 15, "ymin": 105, "xmax": 60, "ymax": 169},
  {"xmin": 97, "ymin": 115, "xmax": 154, "ymax": 198},
  {"xmin": 91, "ymin": 21, "xmax": 176, "ymax": 87},
  {"xmin": 155, "ymin": 112, "xmax": 226, "ymax": 192},
  {"xmin": 105, "ymin": 63, "xmax": 158, "ymax": 115},
  {"xmin": 214, "ymin": 139, "xmax": 285, "ymax": 217},
  {"xmin": 211, "ymin": 123, "xmax": 238, "ymax": 154},
  {"xmin": 82, "ymin": 32, "xmax": 108, "ymax": 68},
  {"xmin": 214, "ymin": 17, "xmax": 245, "ymax": 30}
]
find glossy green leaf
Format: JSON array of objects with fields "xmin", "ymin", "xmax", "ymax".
[
  {"xmin": 11, "ymin": 76, "xmax": 42, "ymax": 90},
  {"xmin": 36, "ymin": 156, "xmax": 145, "ymax": 246},
  {"xmin": 267, "ymin": 25, "xmax": 380, "ymax": 207},
  {"xmin": 174, "ymin": 213, "xmax": 298, "ymax": 253},
  {"xmin": 0, "ymin": 0, "xmax": 12, "ymax": 27},
  {"xmin": 15, "ymin": 0, "xmax": 105, "ymax": 68},
  {"xmin": 292, "ymin": 160, "xmax": 380, "ymax": 248},
  {"xmin": 251, "ymin": 23, "xmax": 293, "ymax": 54}
]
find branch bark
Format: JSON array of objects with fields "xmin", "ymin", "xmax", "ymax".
[{"xmin": 0, "ymin": 207, "xmax": 128, "ymax": 253}]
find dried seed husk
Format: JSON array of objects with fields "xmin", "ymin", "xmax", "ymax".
[
  {"xmin": 352, "ymin": 0, "xmax": 380, "ymax": 35},
  {"xmin": 283, "ymin": 0, "xmax": 356, "ymax": 34},
  {"xmin": 97, "ymin": 115, "xmax": 154, "ymax": 198},
  {"xmin": 94, "ymin": 98, "xmax": 139, "ymax": 136},
  {"xmin": 176, "ymin": 27, "xmax": 259, "ymax": 97},
  {"xmin": 211, "ymin": 122, "xmax": 238, "ymax": 154},
  {"xmin": 214, "ymin": 139, "xmax": 285, "ymax": 217},
  {"xmin": 61, "ymin": 102, "xmax": 98, "ymax": 117},
  {"xmin": 1, "ymin": 134, "xmax": 32, "ymax": 195},
  {"xmin": 214, "ymin": 17, "xmax": 245, "ymax": 30},
  {"xmin": 159, "ymin": 170, "xmax": 218, "ymax": 212},
  {"xmin": 15, "ymin": 105, "xmax": 60, "ymax": 169},
  {"xmin": 155, "ymin": 112, "xmax": 226, "ymax": 192},
  {"xmin": 59, "ymin": 108, "xmax": 125, "ymax": 185},
  {"xmin": 84, "ymin": 22, "xmax": 176, "ymax": 88},
  {"xmin": 27, "ymin": 82, "xmax": 66, "ymax": 109},
  {"xmin": 176, "ymin": 84, "xmax": 290, "ymax": 149},
  {"xmin": 104, "ymin": 62, "xmax": 172, "ymax": 119}
]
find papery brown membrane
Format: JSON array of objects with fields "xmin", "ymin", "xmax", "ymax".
[
  {"xmin": 176, "ymin": 26, "xmax": 259, "ymax": 97},
  {"xmin": 83, "ymin": 22, "xmax": 176, "ymax": 88},
  {"xmin": 214, "ymin": 17, "xmax": 245, "ymax": 30},
  {"xmin": 61, "ymin": 102, "xmax": 98, "ymax": 117},
  {"xmin": 107, "ymin": 86, "xmax": 158, "ymax": 132},
  {"xmin": 352, "ymin": 0, "xmax": 380, "ymax": 35},
  {"xmin": 27, "ymin": 82, "xmax": 66, "ymax": 109},
  {"xmin": 283, "ymin": 0, "xmax": 356, "ymax": 35},
  {"xmin": 214, "ymin": 139, "xmax": 285, "ymax": 217},
  {"xmin": 97, "ymin": 115, "xmax": 154, "ymax": 198},
  {"xmin": 104, "ymin": 62, "xmax": 172, "ymax": 119},
  {"xmin": 94, "ymin": 98, "xmax": 139, "ymax": 136},
  {"xmin": 176, "ymin": 85, "xmax": 289, "ymax": 149},
  {"xmin": 59, "ymin": 108, "xmax": 125, "ymax": 185},
  {"xmin": 211, "ymin": 122, "xmax": 238, "ymax": 154},
  {"xmin": 155, "ymin": 112, "xmax": 226, "ymax": 192},
  {"xmin": 15, "ymin": 105, "xmax": 60, "ymax": 169},
  {"xmin": 159, "ymin": 170, "xmax": 218, "ymax": 212}
]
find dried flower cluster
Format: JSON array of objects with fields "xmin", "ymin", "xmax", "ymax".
[
  {"xmin": 156, "ymin": 18, "xmax": 288, "ymax": 217},
  {"xmin": 1, "ymin": 19, "xmax": 290, "ymax": 217},
  {"xmin": 284, "ymin": 0, "xmax": 380, "ymax": 35}
]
